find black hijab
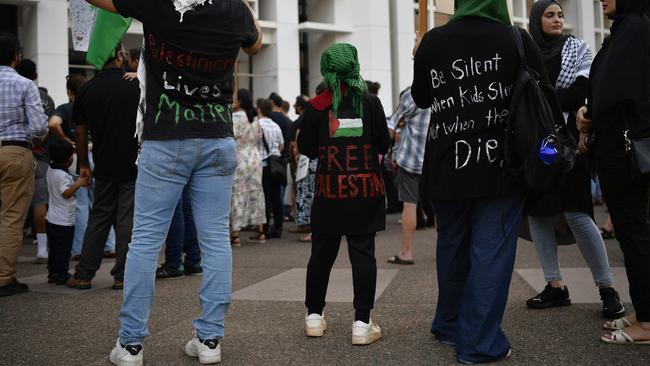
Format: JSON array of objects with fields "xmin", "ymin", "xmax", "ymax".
[
  {"xmin": 589, "ymin": 0, "xmax": 650, "ymax": 120},
  {"xmin": 529, "ymin": 0, "xmax": 569, "ymax": 61}
]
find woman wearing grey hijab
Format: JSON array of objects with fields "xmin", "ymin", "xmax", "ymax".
[{"xmin": 525, "ymin": 0, "xmax": 626, "ymax": 320}]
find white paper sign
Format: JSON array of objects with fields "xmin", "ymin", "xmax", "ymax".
[
  {"xmin": 70, "ymin": 0, "xmax": 98, "ymax": 52},
  {"xmin": 295, "ymin": 155, "xmax": 310, "ymax": 182}
]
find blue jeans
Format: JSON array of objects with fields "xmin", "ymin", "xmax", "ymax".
[
  {"xmin": 432, "ymin": 191, "xmax": 525, "ymax": 364},
  {"xmin": 529, "ymin": 212, "xmax": 613, "ymax": 287},
  {"xmin": 165, "ymin": 186, "xmax": 201, "ymax": 269},
  {"xmin": 118, "ymin": 138, "xmax": 237, "ymax": 345}
]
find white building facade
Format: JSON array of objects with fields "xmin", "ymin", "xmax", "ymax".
[{"xmin": 1, "ymin": 0, "xmax": 610, "ymax": 114}]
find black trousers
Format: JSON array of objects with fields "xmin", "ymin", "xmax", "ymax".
[
  {"xmin": 75, "ymin": 179, "xmax": 135, "ymax": 282},
  {"xmin": 262, "ymin": 165, "xmax": 283, "ymax": 232},
  {"xmin": 598, "ymin": 150, "xmax": 650, "ymax": 321},
  {"xmin": 45, "ymin": 222, "xmax": 74, "ymax": 279},
  {"xmin": 305, "ymin": 233, "xmax": 377, "ymax": 321}
]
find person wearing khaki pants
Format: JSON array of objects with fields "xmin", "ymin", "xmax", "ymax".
[
  {"xmin": 0, "ymin": 147, "xmax": 35, "ymax": 286},
  {"xmin": 0, "ymin": 32, "xmax": 49, "ymax": 297}
]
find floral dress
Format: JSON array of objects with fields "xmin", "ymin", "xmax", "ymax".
[{"xmin": 230, "ymin": 111, "xmax": 266, "ymax": 231}]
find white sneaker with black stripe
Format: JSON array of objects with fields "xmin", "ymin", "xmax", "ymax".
[
  {"xmin": 185, "ymin": 331, "xmax": 221, "ymax": 364},
  {"xmin": 109, "ymin": 339, "xmax": 143, "ymax": 366}
]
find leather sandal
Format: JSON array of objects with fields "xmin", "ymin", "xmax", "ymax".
[
  {"xmin": 601, "ymin": 330, "xmax": 650, "ymax": 345},
  {"xmin": 604, "ymin": 317, "xmax": 633, "ymax": 331}
]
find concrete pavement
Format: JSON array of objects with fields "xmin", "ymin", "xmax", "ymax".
[{"xmin": 1, "ymin": 206, "xmax": 648, "ymax": 365}]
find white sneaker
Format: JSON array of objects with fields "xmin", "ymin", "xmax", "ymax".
[
  {"xmin": 109, "ymin": 339, "xmax": 143, "ymax": 366},
  {"xmin": 352, "ymin": 319, "xmax": 381, "ymax": 345},
  {"xmin": 185, "ymin": 331, "xmax": 221, "ymax": 364},
  {"xmin": 305, "ymin": 313, "xmax": 327, "ymax": 337}
]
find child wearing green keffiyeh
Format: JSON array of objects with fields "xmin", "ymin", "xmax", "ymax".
[{"xmin": 297, "ymin": 42, "xmax": 392, "ymax": 346}]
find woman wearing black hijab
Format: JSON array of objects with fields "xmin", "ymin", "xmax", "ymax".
[
  {"xmin": 577, "ymin": 0, "xmax": 650, "ymax": 345},
  {"xmin": 525, "ymin": 0, "xmax": 626, "ymax": 320}
]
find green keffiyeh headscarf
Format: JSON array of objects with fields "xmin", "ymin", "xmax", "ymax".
[
  {"xmin": 450, "ymin": 0, "xmax": 511, "ymax": 25},
  {"xmin": 320, "ymin": 43, "xmax": 367, "ymax": 118}
]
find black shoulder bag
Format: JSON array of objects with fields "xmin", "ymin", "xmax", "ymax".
[
  {"xmin": 262, "ymin": 131, "xmax": 288, "ymax": 186},
  {"xmin": 504, "ymin": 27, "xmax": 577, "ymax": 193}
]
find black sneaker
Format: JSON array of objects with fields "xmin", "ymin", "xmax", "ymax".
[
  {"xmin": 0, "ymin": 278, "xmax": 29, "ymax": 297},
  {"xmin": 155, "ymin": 265, "xmax": 185, "ymax": 280},
  {"xmin": 526, "ymin": 284, "xmax": 571, "ymax": 309},
  {"xmin": 184, "ymin": 263, "xmax": 203, "ymax": 276},
  {"xmin": 600, "ymin": 287, "xmax": 626, "ymax": 319}
]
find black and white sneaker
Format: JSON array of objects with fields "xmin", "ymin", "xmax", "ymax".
[
  {"xmin": 526, "ymin": 284, "xmax": 571, "ymax": 309},
  {"xmin": 109, "ymin": 339, "xmax": 143, "ymax": 366},
  {"xmin": 155, "ymin": 264, "xmax": 185, "ymax": 280},
  {"xmin": 600, "ymin": 287, "xmax": 626, "ymax": 319},
  {"xmin": 184, "ymin": 263, "xmax": 203, "ymax": 276},
  {"xmin": 185, "ymin": 331, "xmax": 221, "ymax": 364}
]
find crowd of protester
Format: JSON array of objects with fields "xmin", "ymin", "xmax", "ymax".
[{"xmin": 0, "ymin": 0, "xmax": 649, "ymax": 365}]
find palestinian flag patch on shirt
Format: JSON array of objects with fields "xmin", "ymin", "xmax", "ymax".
[{"xmin": 329, "ymin": 111, "xmax": 363, "ymax": 138}]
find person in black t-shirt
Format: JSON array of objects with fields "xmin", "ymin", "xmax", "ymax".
[
  {"xmin": 67, "ymin": 42, "xmax": 139, "ymax": 293},
  {"xmin": 85, "ymin": 1, "xmax": 262, "ymax": 365}
]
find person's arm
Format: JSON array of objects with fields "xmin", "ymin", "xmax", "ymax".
[
  {"xmin": 371, "ymin": 97, "xmax": 392, "ymax": 155},
  {"xmin": 24, "ymin": 83, "xmax": 48, "ymax": 139},
  {"xmin": 48, "ymin": 115, "xmax": 75, "ymax": 145},
  {"xmin": 62, "ymin": 177, "xmax": 89, "ymax": 199},
  {"xmin": 75, "ymin": 124, "xmax": 92, "ymax": 184},
  {"xmin": 297, "ymin": 107, "xmax": 319, "ymax": 159},
  {"xmin": 556, "ymin": 77, "xmax": 589, "ymax": 112},
  {"xmin": 241, "ymin": 0, "xmax": 262, "ymax": 55},
  {"xmin": 411, "ymin": 31, "xmax": 433, "ymax": 109},
  {"xmin": 85, "ymin": 0, "xmax": 117, "ymax": 13}
]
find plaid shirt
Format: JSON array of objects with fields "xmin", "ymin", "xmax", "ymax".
[
  {"xmin": 389, "ymin": 89, "xmax": 430, "ymax": 174},
  {"xmin": 0, "ymin": 66, "xmax": 48, "ymax": 143}
]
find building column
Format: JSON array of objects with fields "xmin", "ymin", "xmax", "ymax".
[
  {"xmin": 390, "ymin": 0, "xmax": 416, "ymax": 107},
  {"xmin": 334, "ymin": 0, "xmax": 394, "ymax": 112},
  {"xmin": 577, "ymin": 0, "xmax": 597, "ymax": 52},
  {"xmin": 20, "ymin": 0, "xmax": 69, "ymax": 106},
  {"xmin": 252, "ymin": 0, "xmax": 300, "ymax": 114}
]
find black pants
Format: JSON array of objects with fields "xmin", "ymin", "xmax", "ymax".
[
  {"xmin": 598, "ymin": 150, "xmax": 650, "ymax": 321},
  {"xmin": 305, "ymin": 233, "xmax": 377, "ymax": 322},
  {"xmin": 45, "ymin": 222, "xmax": 74, "ymax": 279},
  {"xmin": 262, "ymin": 165, "xmax": 283, "ymax": 233},
  {"xmin": 75, "ymin": 179, "xmax": 135, "ymax": 282}
]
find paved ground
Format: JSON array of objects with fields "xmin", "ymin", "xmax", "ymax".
[{"xmin": 1, "ymin": 206, "xmax": 649, "ymax": 365}]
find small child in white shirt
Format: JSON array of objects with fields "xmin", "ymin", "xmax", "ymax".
[{"xmin": 45, "ymin": 140, "xmax": 88, "ymax": 285}]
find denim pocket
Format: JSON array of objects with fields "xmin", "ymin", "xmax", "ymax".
[{"xmin": 213, "ymin": 138, "xmax": 238, "ymax": 176}]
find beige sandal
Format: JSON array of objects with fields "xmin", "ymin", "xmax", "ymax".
[
  {"xmin": 604, "ymin": 317, "xmax": 633, "ymax": 331},
  {"xmin": 600, "ymin": 330, "xmax": 650, "ymax": 345}
]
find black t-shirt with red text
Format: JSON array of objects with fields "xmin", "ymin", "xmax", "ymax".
[
  {"xmin": 114, "ymin": 0, "xmax": 258, "ymax": 140},
  {"xmin": 298, "ymin": 93, "xmax": 392, "ymax": 235}
]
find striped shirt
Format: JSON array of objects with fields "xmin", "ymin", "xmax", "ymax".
[
  {"xmin": 0, "ymin": 66, "xmax": 48, "ymax": 143},
  {"xmin": 389, "ymin": 89, "xmax": 430, "ymax": 175}
]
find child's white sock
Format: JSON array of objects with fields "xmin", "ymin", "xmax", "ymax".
[{"xmin": 36, "ymin": 233, "xmax": 48, "ymax": 258}]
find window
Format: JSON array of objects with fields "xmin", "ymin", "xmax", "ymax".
[{"xmin": 593, "ymin": 0, "xmax": 611, "ymax": 50}]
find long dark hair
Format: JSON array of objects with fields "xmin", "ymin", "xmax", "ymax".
[{"xmin": 237, "ymin": 89, "xmax": 256, "ymax": 123}]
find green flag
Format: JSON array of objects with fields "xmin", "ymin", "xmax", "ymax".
[{"xmin": 86, "ymin": 9, "xmax": 132, "ymax": 70}]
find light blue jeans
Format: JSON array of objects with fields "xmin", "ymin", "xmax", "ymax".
[
  {"xmin": 118, "ymin": 138, "xmax": 237, "ymax": 345},
  {"xmin": 528, "ymin": 212, "xmax": 613, "ymax": 287}
]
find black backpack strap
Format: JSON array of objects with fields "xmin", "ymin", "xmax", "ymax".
[{"xmin": 512, "ymin": 26, "xmax": 527, "ymax": 71}]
